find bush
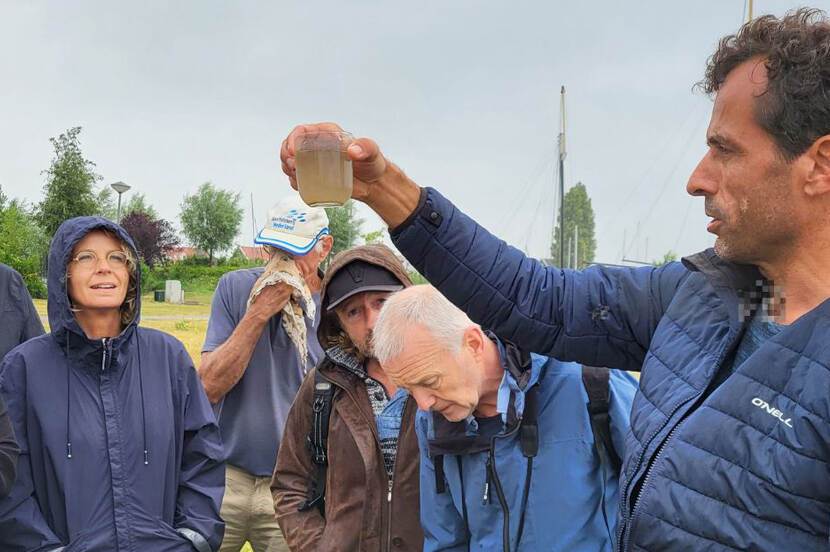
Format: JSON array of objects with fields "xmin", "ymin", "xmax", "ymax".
[
  {"xmin": 408, "ymin": 270, "xmax": 428, "ymax": 285},
  {"xmin": 140, "ymin": 258, "xmax": 264, "ymax": 294},
  {"xmin": 0, "ymin": 200, "xmax": 49, "ymax": 298}
]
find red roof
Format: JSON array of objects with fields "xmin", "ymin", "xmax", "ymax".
[
  {"xmin": 236, "ymin": 246, "xmax": 268, "ymax": 261},
  {"xmin": 164, "ymin": 247, "xmax": 206, "ymax": 260}
]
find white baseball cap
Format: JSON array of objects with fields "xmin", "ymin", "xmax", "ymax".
[{"xmin": 254, "ymin": 195, "xmax": 330, "ymax": 256}]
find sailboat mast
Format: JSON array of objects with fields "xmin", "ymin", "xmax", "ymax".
[
  {"xmin": 250, "ymin": 193, "xmax": 256, "ymax": 244},
  {"xmin": 558, "ymin": 85, "xmax": 567, "ymax": 267}
]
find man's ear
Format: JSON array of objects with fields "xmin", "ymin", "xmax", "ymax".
[
  {"xmin": 319, "ymin": 235, "xmax": 334, "ymax": 258},
  {"xmin": 804, "ymin": 135, "xmax": 830, "ymax": 197},
  {"xmin": 462, "ymin": 326, "xmax": 485, "ymax": 361}
]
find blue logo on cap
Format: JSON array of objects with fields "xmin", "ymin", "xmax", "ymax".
[{"xmin": 272, "ymin": 209, "xmax": 309, "ymax": 231}]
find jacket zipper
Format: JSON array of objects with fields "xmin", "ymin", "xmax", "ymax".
[
  {"xmin": 482, "ymin": 457, "xmax": 492, "ymax": 505},
  {"xmin": 488, "ymin": 421, "xmax": 522, "ymax": 552},
  {"xmin": 385, "ymin": 396, "xmax": 414, "ymax": 552},
  {"xmin": 620, "ymin": 329, "xmax": 741, "ymax": 552},
  {"xmin": 101, "ymin": 338, "xmax": 109, "ymax": 372},
  {"xmin": 327, "ymin": 371, "xmax": 412, "ymax": 552}
]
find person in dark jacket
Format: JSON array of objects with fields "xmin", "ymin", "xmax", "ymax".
[
  {"xmin": 0, "ymin": 262, "xmax": 44, "ymax": 361},
  {"xmin": 272, "ymin": 244, "xmax": 423, "ymax": 552},
  {"xmin": 0, "ymin": 216, "xmax": 225, "ymax": 552},
  {"xmin": 279, "ymin": 9, "xmax": 830, "ymax": 550},
  {"xmin": 373, "ymin": 285, "xmax": 637, "ymax": 552},
  {"xmin": 0, "ymin": 394, "xmax": 18, "ymax": 499},
  {"xmin": 0, "ymin": 262, "xmax": 43, "ymax": 501}
]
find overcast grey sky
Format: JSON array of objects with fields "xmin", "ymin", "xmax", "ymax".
[{"xmin": 0, "ymin": 0, "xmax": 812, "ymax": 263}]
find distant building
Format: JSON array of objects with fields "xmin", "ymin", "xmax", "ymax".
[
  {"xmin": 164, "ymin": 247, "xmax": 207, "ymax": 261},
  {"xmin": 233, "ymin": 245, "xmax": 268, "ymax": 262}
]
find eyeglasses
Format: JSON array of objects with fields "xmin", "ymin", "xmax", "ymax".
[{"xmin": 71, "ymin": 250, "xmax": 129, "ymax": 269}]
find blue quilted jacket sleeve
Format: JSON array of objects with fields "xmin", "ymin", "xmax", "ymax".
[{"xmin": 390, "ymin": 188, "xmax": 689, "ymax": 371}]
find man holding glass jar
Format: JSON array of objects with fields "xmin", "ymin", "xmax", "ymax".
[{"xmin": 279, "ymin": 9, "xmax": 830, "ymax": 550}]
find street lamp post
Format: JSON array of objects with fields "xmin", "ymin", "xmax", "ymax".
[{"xmin": 110, "ymin": 181, "xmax": 131, "ymax": 222}]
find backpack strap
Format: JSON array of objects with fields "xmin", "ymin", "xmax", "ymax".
[
  {"xmin": 433, "ymin": 454, "xmax": 446, "ymax": 493},
  {"xmin": 299, "ymin": 371, "xmax": 336, "ymax": 516},
  {"xmin": 581, "ymin": 365, "xmax": 621, "ymax": 471},
  {"xmin": 581, "ymin": 365, "xmax": 621, "ymax": 539}
]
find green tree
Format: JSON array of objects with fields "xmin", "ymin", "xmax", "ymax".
[
  {"xmin": 325, "ymin": 200, "xmax": 364, "ymax": 260},
  {"xmin": 36, "ymin": 127, "xmax": 111, "ymax": 235},
  {"xmin": 96, "ymin": 187, "xmax": 117, "ymax": 220},
  {"xmin": 0, "ymin": 199, "xmax": 48, "ymax": 298},
  {"xmin": 120, "ymin": 212, "xmax": 180, "ymax": 267},
  {"xmin": 123, "ymin": 193, "xmax": 159, "ymax": 219},
  {"xmin": 653, "ymin": 250, "xmax": 678, "ymax": 266},
  {"xmin": 551, "ymin": 182, "xmax": 596, "ymax": 269},
  {"xmin": 179, "ymin": 182, "xmax": 243, "ymax": 265},
  {"xmin": 362, "ymin": 228, "xmax": 385, "ymax": 245}
]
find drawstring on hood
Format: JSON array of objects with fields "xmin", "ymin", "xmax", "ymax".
[
  {"xmin": 65, "ymin": 334, "xmax": 71, "ymax": 459},
  {"xmin": 49, "ymin": 217, "xmax": 149, "ymax": 465},
  {"xmin": 136, "ymin": 334, "xmax": 148, "ymax": 465}
]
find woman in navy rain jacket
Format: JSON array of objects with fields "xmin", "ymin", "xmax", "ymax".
[{"xmin": 0, "ymin": 216, "xmax": 225, "ymax": 552}]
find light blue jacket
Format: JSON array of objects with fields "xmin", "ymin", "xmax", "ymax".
[{"xmin": 417, "ymin": 350, "xmax": 637, "ymax": 551}]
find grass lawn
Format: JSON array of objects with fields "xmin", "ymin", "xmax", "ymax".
[
  {"xmin": 33, "ymin": 292, "xmax": 213, "ymax": 318},
  {"xmin": 141, "ymin": 318, "xmax": 209, "ymax": 367},
  {"xmin": 33, "ymin": 293, "xmax": 214, "ymax": 368}
]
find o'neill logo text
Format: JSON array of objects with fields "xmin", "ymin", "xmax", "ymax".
[{"xmin": 751, "ymin": 397, "xmax": 793, "ymax": 428}]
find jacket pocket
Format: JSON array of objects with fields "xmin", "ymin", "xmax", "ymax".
[
  {"xmin": 130, "ymin": 509, "xmax": 194, "ymax": 552},
  {"xmin": 62, "ymin": 528, "xmax": 91, "ymax": 552}
]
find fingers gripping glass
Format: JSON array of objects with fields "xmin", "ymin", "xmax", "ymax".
[{"xmin": 71, "ymin": 251, "xmax": 129, "ymax": 269}]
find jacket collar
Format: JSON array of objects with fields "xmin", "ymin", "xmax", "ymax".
[
  {"xmin": 325, "ymin": 346, "xmax": 367, "ymax": 378},
  {"xmin": 682, "ymin": 248, "xmax": 762, "ymax": 291},
  {"xmin": 427, "ymin": 335, "xmax": 542, "ymax": 457},
  {"xmin": 683, "ymin": 248, "xmax": 773, "ymax": 328}
]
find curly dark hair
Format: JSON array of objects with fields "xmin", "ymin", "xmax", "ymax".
[{"xmin": 699, "ymin": 8, "xmax": 830, "ymax": 160}]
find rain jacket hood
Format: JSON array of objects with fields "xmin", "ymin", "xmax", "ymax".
[
  {"xmin": 48, "ymin": 216, "xmax": 141, "ymax": 342},
  {"xmin": 0, "ymin": 216, "xmax": 225, "ymax": 552},
  {"xmin": 48, "ymin": 217, "xmax": 148, "ymax": 467},
  {"xmin": 273, "ymin": 244, "xmax": 422, "ymax": 552},
  {"xmin": 317, "ymin": 244, "xmax": 413, "ymax": 349}
]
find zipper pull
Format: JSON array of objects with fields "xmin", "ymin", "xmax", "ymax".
[
  {"xmin": 482, "ymin": 458, "xmax": 491, "ymax": 505},
  {"xmin": 101, "ymin": 338, "xmax": 108, "ymax": 372},
  {"xmin": 387, "ymin": 479, "xmax": 392, "ymax": 503}
]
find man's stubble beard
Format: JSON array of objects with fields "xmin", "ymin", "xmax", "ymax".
[
  {"xmin": 713, "ymin": 167, "xmax": 797, "ymax": 264},
  {"xmin": 353, "ymin": 330, "xmax": 374, "ymax": 363}
]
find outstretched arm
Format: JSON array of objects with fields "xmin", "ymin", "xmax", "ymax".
[{"xmin": 281, "ymin": 124, "xmax": 689, "ymax": 370}]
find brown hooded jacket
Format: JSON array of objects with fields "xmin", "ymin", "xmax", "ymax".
[{"xmin": 271, "ymin": 245, "xmax": 422, "ymax": 552}]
